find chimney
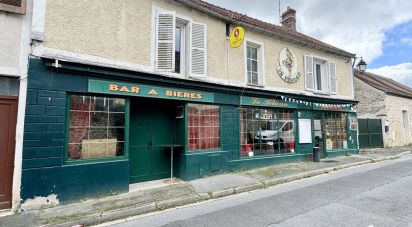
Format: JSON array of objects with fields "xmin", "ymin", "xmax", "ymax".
[{"xmin": 281, "ymin": 7, "xmax": 296, "ymax": 31}]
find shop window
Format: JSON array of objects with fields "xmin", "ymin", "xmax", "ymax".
[
  {"xmin": 67, "ymin": 95, "xmax": 126, "ymax": 160},
  {"xmin": 240, "ymin": 108, "xmax": 294, "ymax": 158},
  {"xmin": 325, "ymin": 113, "xmax": 348, "ymax": 150},
  {"xmin": 188, "ymin": 104, "xmax": 220, "ymax": 151},
  {"xmin": 246, "ymin": 41, "xmax": 264, "ymax": 86}
]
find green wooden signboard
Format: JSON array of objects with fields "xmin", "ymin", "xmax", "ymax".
[
  {"xmin": 240, "ymin": 96, "xmax": 297, "ymax": 108},
  {"xmin": 88, "ymin": 80, "xmax": 214, "ymax": 103}
]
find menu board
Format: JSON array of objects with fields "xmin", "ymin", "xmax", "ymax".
[{"xmin": 299, "ymin": 119, "xmax": 312, "ymax": 144}]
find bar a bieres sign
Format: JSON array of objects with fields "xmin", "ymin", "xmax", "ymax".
[{"xmin": 88, "ymin": 80, "xmax": 214, "ymax": 103}]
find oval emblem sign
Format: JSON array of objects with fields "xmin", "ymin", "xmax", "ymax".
[
  {"xmin": 276, "ymin": 48, "xmax": 301, "ymax": 83},
  {"xmin": 229, "ymin": 26, "xmax": 245, "ymax": 48}
]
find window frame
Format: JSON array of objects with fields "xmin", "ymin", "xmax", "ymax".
[
  {"xmin": 240, "ymin": 107, "xmax": 296, "ymax": 158},
  {"xmin": 313, "ymin": 58, "xmax": 329, "ymax": 93},
  {"xmin": 186, "ymin": 103, "xmax": 221, "ymax": 153},
  {"xmin": 63, "ymin": 93, "xmax": 130, "ymax": 165},
  {"xmin": 244, "ymin": 39, "xmax": 265, "ymax": 87},
  {"xmin": 174, "ymin": 19, "xmax": 189, "ymax": 75}
]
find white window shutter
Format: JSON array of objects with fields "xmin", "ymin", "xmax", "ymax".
[
  {"xmin": 304, "ymin": 55, "xmax": 314, "ymax": 90},
  {"xmin": 190, "ymin": 22, "xmax": 207, "ymax": 77},
  {"xmin": 329, "ymin": 61, "xmax": 337, "ymax": 94},
  {"xmin": 156, "ymin": 11, "xmax": 175, "ymax": 72}
]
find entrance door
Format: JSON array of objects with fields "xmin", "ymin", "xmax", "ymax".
[
  {"xmin": 129, "ymin": 99, "xmax": 175, "ymax": 183},
  {"xmin": 0, "ymin": 97, "xmax": 18, "ymax": 210},
  {"xmin": 313, "ymin": 113, "xmax": 326, "ymax": 158}
]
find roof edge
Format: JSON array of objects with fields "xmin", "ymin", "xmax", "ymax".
[{"xmin": 176, "ymin": 0, "xmax": 356, "ymax": 58}]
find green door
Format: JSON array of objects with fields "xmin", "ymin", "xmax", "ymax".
[
  {"xmin": 129, "ymin": 99, "xmax": 175, "ymax": 183},
  {"xmin": 358, "ymin": 119, "xmax": 383, "ymax": 148}
]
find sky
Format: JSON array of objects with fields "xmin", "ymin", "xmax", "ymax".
[{"xmin": 205, "ymin": 0, "xmax": 412, "ymax": 87}]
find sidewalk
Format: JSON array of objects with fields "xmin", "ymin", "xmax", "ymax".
[{"xmin": 1, "ymin": 146, "xmax": 411, "ymax": 227}]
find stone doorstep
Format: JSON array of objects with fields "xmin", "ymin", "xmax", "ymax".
[{"xmin": 30, "ymin": 151, "xmax": 412, "ymax": 226}]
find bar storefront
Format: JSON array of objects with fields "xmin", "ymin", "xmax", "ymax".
[{"xmin": 21, "ymin": 59, "xmax": 358, "ymax": 202}]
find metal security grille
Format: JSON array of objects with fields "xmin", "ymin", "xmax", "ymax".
[{"xmin": 358, "ymin": 119, "xmax": 383, "ymax": 148}]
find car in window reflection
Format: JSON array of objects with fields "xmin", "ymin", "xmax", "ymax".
[{"xmin": 254, "ymin": 121, "xmax": 294, "ymax": 145}]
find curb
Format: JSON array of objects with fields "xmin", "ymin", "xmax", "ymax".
[{"xmin": 44, "ymin": 151, "xmax": 411, "ymax": 226}]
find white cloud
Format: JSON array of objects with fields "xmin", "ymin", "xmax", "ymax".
[
  {"xmin": 368, "ymin": 63, "xmax": 412, "ymax": 87},
  {"xmin": 205, "ymin": 0, "xmax": 412, "ymax": 62},
  {"xmin": 401, "ymin": 37, "xmax": 412, "ymax": 46}
]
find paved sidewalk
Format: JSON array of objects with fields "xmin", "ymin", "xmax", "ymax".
[{"xmin": 1, "ymin": 147, "xmax": 411, "ymax": 227}]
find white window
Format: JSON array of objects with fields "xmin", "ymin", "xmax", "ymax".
[
  {"xmin": 246, "ymin": 41, "xmax": 264, "ymax": 86},
  {"xmin": 154, "ymin": 10, "xmax": 207, "ymax": 77},
  {"xmin": 304, "ymin": 55, "xmax": 336, "ymax": 94}
]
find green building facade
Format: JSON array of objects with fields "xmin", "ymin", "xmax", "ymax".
[{"xmin": 21, "ymin": 58, "xmax": 358, "ymax": 202}]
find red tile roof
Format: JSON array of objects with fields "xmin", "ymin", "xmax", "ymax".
[
  {"xmin": 354, "ymin": 70, "xmax": 412, "ymax": 99},
  {"xmin": 177, "ymin": 0, "xmax": 355, "ymax": 58}
]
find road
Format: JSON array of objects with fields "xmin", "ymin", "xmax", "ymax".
[{"xmin": 109, "ymin": 156, "xmax": 412, "ymax": 227}]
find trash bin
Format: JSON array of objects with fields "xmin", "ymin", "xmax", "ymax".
[{"xmin": 313, "ymin": 147, "xmax": 320, "ymax": 162}]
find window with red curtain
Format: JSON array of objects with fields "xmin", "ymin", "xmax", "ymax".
[
  {"xmin": 67, "ymin": 95, "xmax": 125, "ymax": 160},
  {"xmin": 188, "ymin": 104, "xmax": 220, "ymax": 151}
]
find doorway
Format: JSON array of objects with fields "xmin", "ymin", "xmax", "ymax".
[
  {"xmin": 0, "ymin": 97, "xmax": 18, "ymax": 210},
  {"xmin": 313, "ymin": 113, "xmax": 326, "ymax": 158},
  {"xmin": 129, "ymin": 98, "xmax": 178, "ymax": 183}
]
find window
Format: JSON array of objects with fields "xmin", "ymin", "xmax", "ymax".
[
  {"xmin": 304, "ymin": 56, "xmax": 336, "ymax": 94},
  {"xmin": 325, "ymin": 113, "xmax": 347, "ymax": 150},
  {"xmin": 0, "ymin": 77, "xmax": 19, "ymax": 96},
  {"xmin": 246, "ymin": 42, "xmax": 263, "ymax": 85},
  {"xmin": 67, "ymin": 95, "xmax": 126, "ymax": 160},
  {"xmin": 155, "ymin": 10, "xmax": 206, "ymax": 77},
  {"xmin": 0, "ymin": 0, "xmax": 26, "ymax": 14},
  {"xmin": 188, "ymin": 104, "xmax": 220, "ymax": 151},
  {"xmin": 240, "ymin": 108, "xmax": 294, "ymax": 158}
]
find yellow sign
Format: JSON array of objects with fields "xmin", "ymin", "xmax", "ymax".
[{"xmin": 229, "ymin": 26, "xmax": 245, "ymax": 48}]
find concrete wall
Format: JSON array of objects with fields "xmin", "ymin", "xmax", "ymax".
[
  {"xmin": 0, "ymin": 10, "xmax": 24, "ymax": 76},
  {"xmin": 41, "ymin": 0, "xmax": 354, "ymax": 99}
]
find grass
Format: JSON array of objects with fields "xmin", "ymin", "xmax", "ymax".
[{"xmin": 257, "ymin": 167, "xmax": 278, "ymax": 179}]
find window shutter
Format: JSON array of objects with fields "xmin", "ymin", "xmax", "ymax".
[
  {"xmin": 190, "ymin": 22, "xmax": 207, "ymax": 77},
  {"xmin": 329, "ymin": 61, "xmax": 337, "ymax": 94},
  {"xmin": 0, "ymin": 0, "xmax": 26, "ymax": 14},
  {"xmin": 155, "ymin": 11, "xmax": 175, "ymax": 72},
  {"xmin": 304, "ymin": 55, "xmax": 314, "ymax": 90}
]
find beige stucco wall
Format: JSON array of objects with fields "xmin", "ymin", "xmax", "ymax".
[
  {"xmin": 43, "ymin": 0, "xmax": 353, "ymax": 98},
  {"xmin": 0, "ymin": 11, "xmax": 24, "ymax": 73},
  {"xmin": 385, "ymin": 95, "xmax": 412, "ymax": 147}
]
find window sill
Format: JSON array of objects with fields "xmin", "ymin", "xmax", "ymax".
[
  {"xmin": 312, "ymin": 91, "xmax": 330, "ymax": 96},
  {"xmin": 64, "ymin": 156, "xmax": 127, "ymax": 166},
  {"xmin": 247, "ymin": 83, "xmax": 265, "ymax": 88}
]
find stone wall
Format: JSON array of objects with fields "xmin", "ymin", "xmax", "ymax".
[
  {"xmin": 354, "ymin": 77, "xmax": 386, "ymax": 118},
  {"xmin": 385, "ymin": 95, "xmax": 412, "ymax": 147}
]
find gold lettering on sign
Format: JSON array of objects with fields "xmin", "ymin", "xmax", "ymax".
[
  {"xmin": 119, "ymin": 86, "xmax": 130, "ymax": 92},
  {"xmin": 109, "ymin": 84, "xmax": 119, "ymax": 91},
  {"xmin": 166, "ymin": 90, "xmax": 203, "ymax": 100},
  {"xmin": 131, "ymin": 87, "xmax": 140, "ymax": 93},
  {"xmin": 148, "ymin": 89, "xmax": 158, "ymax": 95}
]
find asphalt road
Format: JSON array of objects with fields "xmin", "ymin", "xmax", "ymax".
[{"xmin": 110, "ymin": 156, "xmax": 412, "ymax": 227}]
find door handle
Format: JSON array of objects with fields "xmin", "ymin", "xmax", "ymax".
[{"xmin": 148, "ymin": 141, "xmax": 152, "ymax": 150}]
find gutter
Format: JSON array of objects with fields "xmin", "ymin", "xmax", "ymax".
[{"xmin": 176, "ymin": 0, "xmax": 355, "ymax": 59}]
